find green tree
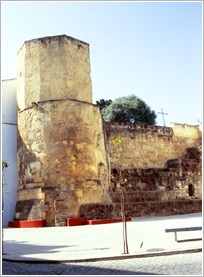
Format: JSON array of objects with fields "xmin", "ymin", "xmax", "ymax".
[
  {"xmin": 101, "ymin": 95, "xmax": 157, "ymax": 125},
  {"xmin": 96, "ymin": 99, "xmax": 112, "ymax": 111}
]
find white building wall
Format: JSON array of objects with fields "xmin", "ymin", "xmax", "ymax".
[{"xmin": 2, "ymin": 79, "xmax": 17, "ymax": 227}]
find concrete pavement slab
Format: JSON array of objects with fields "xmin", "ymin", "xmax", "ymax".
[{"xmin": 2, "ymin": 213, "xmax": 202, "ymax": 262}]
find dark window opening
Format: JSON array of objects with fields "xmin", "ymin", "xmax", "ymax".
[{"xmin": 189, "ymin": 184, "xmax": 194, "ymax": 196}]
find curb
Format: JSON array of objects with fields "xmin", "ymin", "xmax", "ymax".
[{"xmin": 2, "ymin": 248, "xmax": 202, "ymax": 264}]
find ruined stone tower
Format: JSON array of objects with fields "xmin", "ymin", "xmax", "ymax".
[
  {"xmin": 13, "ymin": 35, "xmax": 201, "ymax": 227},
  {"xmin": 16, "ymin": 35, "xmax": 110, "ymax": 226}
]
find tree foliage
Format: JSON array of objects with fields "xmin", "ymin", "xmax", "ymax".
[
  {"xmin": 100, "ymin": 95, "xmax": 157, "ymax": 125},
  {"xmin": 96, "ymin": 99, "xmax": 112, "ymax": 111}
]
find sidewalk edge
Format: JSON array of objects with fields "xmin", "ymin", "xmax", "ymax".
[{"xmin": 2, "ymin": 248, "xmax": 202, "ymax": 264}]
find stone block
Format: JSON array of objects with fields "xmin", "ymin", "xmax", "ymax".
[
  {"xmin": 167, "ymin": 159, "xmax": 182, "ymax": 168},
  {"xmin": 17, "ymin": 187, "xmax": 45, "ymax": 201},
  {"xmin": 34, "ymin": 177, "xmax": 43, "ymax": 183},
  {"xmin": 24, "ymin": 182, "xmax": 44, "ymax": 189}
]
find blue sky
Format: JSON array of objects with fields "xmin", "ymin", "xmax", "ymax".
[{"xmin": 1, "ymin": 1, "xmax": 203, "ymax": 126}]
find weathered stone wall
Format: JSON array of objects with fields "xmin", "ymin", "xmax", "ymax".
[
  {"xmin": 105, "ymin": 122, "xmax": 202, "ymax": 169},
  {"xmin": 17, "ymin": 99, "xmax": 110, "ymax": 226},
  {"xmin": 80, "ymin": 200, "xmax": 202, "ymax": 220},
  {"xmin": 80, "ymin": 124, "xmax": 202, "ymax": 220},
  {"xmin": 80, "ymin": 145, "xmax": 202, "ymax": 220},
  {"xmin": 110, "ymin": 149, "xmax": 201, "ymax": 197}
]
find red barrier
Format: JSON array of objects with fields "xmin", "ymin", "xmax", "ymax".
[
  {"xmin": 66, "ymin": 217, "xmax": 132, "ymax": 226},
  {"xmin": 67, "ymin": 217, "xmax": 86, "ymax": 226},
  {"xmin": 8, "ymin": 219, "xmax": 46, "ymax": 228},
  {"xmin": 86, "ymin": 217, "xmax": 131, "ymax": 225}
]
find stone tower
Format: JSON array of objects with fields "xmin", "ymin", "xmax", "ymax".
[{"xmin": 15, "ymin": 35, "xmax": 110, "ymax": 226}]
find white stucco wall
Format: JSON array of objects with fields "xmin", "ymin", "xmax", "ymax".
[{"xmin": 2, "ymin": 79, "xmax": 17, "ymax": 227}]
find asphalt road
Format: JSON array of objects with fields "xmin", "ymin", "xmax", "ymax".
[{"xmin": 2, "ymin": 252, "xmax": 202, "ymax": 275}]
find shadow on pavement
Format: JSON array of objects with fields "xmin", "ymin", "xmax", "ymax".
[
  {"xmin": 3, "ymin": 240, "xmax": 77, "ymax": 255},
  {"xmin": 2, "ymin": 260, "xmax": 160, "ymax": 275}
]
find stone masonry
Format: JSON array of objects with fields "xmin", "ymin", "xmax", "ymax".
[
  {"xmin": 16, "ymin": 35, "xmax": 110, "ymax": 226},
  {"xmin": 14, "ymin": 35, "xmax": 202, "ymax": 226},
  {"xmin": 80, "ymin": 126, "xmax": 202, "ymax": 220}
]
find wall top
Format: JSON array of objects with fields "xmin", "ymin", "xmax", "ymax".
[
  {"xmin": 171, "ymin": 122, "xmax": 202, "ymax": 138},
  {"xmin": 17, "ymin": 34, "xmax": 89, "ymax": 54},
  {"xmin": 104, "ymin": 122, "xmax": 173, "ymax": 137},
  {"xmin": 105, "ymin": 121, "xmax": 202, "ymax": 139}
]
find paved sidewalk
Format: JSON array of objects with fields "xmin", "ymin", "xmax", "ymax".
[{"xmin": 2, "ymin": 213, "xmax": 202, "ymax": 263}]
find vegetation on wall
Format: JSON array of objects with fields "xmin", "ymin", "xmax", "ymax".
[
  {"xmin": 97, "ymin": 95, "xmax": 157, "ymax": 125},
  {"xmin": 2, "ymin": 160, "xmax": 9, "ymax": 194}
]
